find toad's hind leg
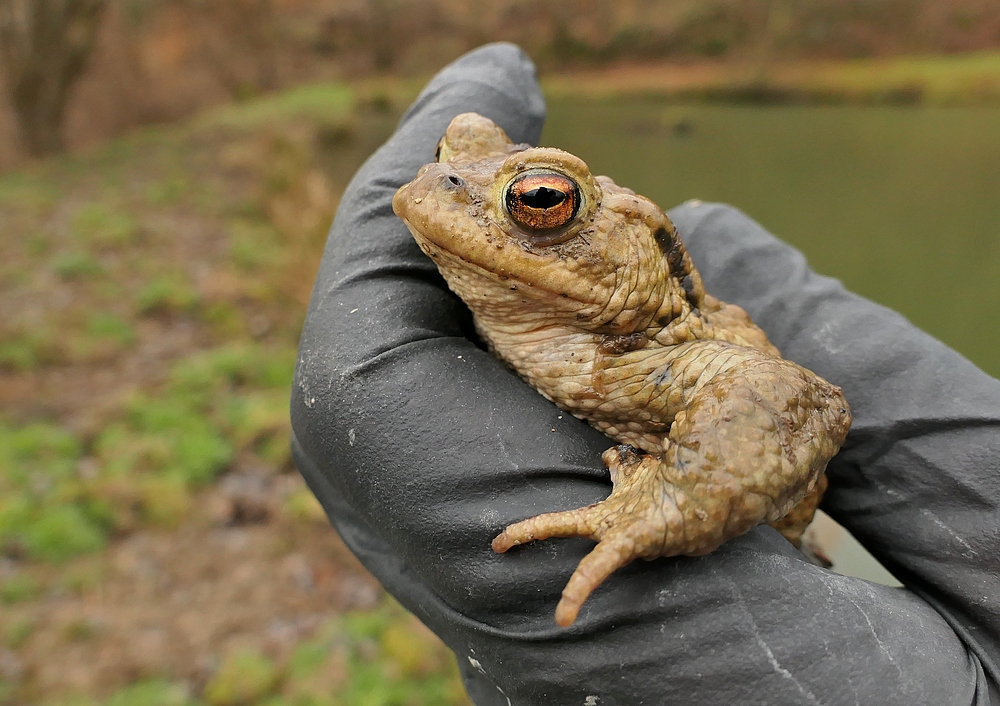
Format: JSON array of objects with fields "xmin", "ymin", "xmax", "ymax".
[
  {"xmin": 493, "ymin": 356, "xmax": 850, "ymax": 626},
  {"xmin": 493, "ymin": 445, "xmax": 693, "ymax": 626}
]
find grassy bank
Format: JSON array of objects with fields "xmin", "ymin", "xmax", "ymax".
[
  {"xmin": 0, "ymin": 82, "xmax": 470, "ymax": 705},
  {"xmin": 543, "ymin": 51, "xmax": 1000, "ymax": 104}
]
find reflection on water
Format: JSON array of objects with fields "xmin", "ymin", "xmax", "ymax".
[{"xmin": 543, "ymin": 100, "xmax": 1000, "ymax": 586}]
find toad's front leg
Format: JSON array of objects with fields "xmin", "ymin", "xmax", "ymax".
[{"xmin": 493, "ymin": 355, "xmax": 851, "ymax": 626}]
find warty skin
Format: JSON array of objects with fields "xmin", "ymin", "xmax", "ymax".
[{"xmin": 393, "ymin": 113, "xmax": 851, "ymax": 626}]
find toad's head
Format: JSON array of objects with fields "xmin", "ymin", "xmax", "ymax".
[{"xmin": 393, "ymin": 113, "xmax": 703, "ymax": 335}]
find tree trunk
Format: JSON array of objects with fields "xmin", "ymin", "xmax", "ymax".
[{"xmin": 0, "ymin": 0, "xmax": 107, "ymax": 156}]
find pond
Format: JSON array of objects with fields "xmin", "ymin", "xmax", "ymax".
[
  {"xmin": 543, "ymin": 99, "xmax": 1000, "ymax": 585},
  {"xmin": 543, "ymin": 99, "xmax": 1000, "ymax": 378}
]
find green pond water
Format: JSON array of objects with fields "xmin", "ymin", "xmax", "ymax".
[
  {"xmin": 543, "ymin": 99, "xmax": 1000, "ymax": 584},
  {"xmin": 543, "ymin": 99, "xmax": 1000, "ymax": 379}
]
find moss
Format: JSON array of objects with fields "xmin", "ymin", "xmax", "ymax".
[
  {"xmin": 0, "ymin": 680, "xmax": 14, "ymax": 706},
  {"xmin": 89, "ymin": 312, "xmax": 136, "ymax": 342},
  {"xmin": 53, "ymin": 252, "xmax": 104, "ymax": 280},
  {"xmin": 71, "ymin": 203, "xmax": 139, "ymax": 248},
  {"xmin": 4, "ymin": 617, "xmax": 35, "ymax": 650},
  {"xmin": 0, "ymin": 423, "xmax": 108, "ymax": 562},
  {"xmin": 228, "ymin": 220, "xmax": 285, "ymax": 272},
  {"xmin": 105, "ymin": 680, "xmax": 194, "ymax": 706},
  {"xmin": 98, "ymin": 398, "xmax": 233, "ymax": 487},
  {"xmin": 282, "ymin": 487, "xmax": 326, "ymax": 524},
  {"xmin": 81, "ymin": 344, "xmax": 297, "ymax": 529},
  {"xmin": 199, "ymin": 83, "xmax": 354, "ymax": 131},
  {"xmin": 279, "ymin": 603, "xmax": 471, "ymax": 706},
  {"xmin": 0, "ymin": 171, "xmax": 60, "ymax": 213},
  {"xmin": 26, "ymin": 232, "xmax": 52, "ymax": 257},
  {"xmin": 169, "ymin": 344, "xmax": 296, "ymax": 392},
  {"xmin": 136, "ymin": 274, "xmax": 200, "ymax": 316},
  {"xmin": 542, "ymin": 51, "xmax": 1000, "ymax": 106},
  {"xmin": 42, "ymin": 679, "xmax": 194, "ymax": 706},
  {"xmin": 0, "ymin": 327, "xmax": 62, "ymax": 371},
  {"xmin": 138, "ymin": 476, "xmax": 193, "ymax": 527},
  {"xmin": 200, "ymin": 302, "xmax": 249, "ymax": 339},
  {"xmin": 62, "ymin": 618, "xmax": 99, "ymax": 642},
  {"xmin": 70, "ymin": 312, "xmax": 138, "ymax": 360},
  {"xmin": 0, "ymin": 574, "xmax": 41, "ymax": 604},
  {"xmin": 204, "ymin": 648, "xmax": 280, "ymax": 706},
  {"xmin": 59, "ymin": 562, "xmax": 106, "ymax": 597},
  {"xmin": 223, "ymin": 390, "xmax": 291, "ymax": 462},
  {"xmin": 144, "ymin": 176, "xmax": 191, "ymax": 207},
  {"xmin": 23, "ymin": 506, "xmax": 106, "ymax": 562},
  {"xmin": 1, "ymin": 422, "xmax": 81, "ymax": 478}
]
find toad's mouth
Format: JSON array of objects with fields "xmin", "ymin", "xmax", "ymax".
[
  {"xmin": 413, "ymin": 233, "xmax": 534, "ymax": 289},
  {"xmin": 410, "ymin": 229, "xmax": 601, "ymax": 312}
]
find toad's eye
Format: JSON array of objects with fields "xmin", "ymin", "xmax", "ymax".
[{"xmin": 505, "ymin": 172, "xmax": 580, "ymax": 233}]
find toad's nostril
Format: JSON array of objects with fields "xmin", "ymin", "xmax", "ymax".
[{"xmin": 445, "ymin": 174, "xmax": 464, "ymax": 188}]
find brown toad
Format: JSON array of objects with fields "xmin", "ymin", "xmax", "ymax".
[{"xmin": 392, "ymin": 113, "xmax": 851, "ymax": 626}]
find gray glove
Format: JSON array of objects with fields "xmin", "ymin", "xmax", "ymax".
[{"xmin": 291, "ymin": 42, "xmax": 1000, "ymax": 705}]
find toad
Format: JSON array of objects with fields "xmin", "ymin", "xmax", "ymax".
[{"xmin": 392, "ymin": 113, "xmax": 851, "ymax": 626}]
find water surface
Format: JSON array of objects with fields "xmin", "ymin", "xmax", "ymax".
[{"xmin": 544, "ymin": 100, "xmax": 1000, "ymax": 377}]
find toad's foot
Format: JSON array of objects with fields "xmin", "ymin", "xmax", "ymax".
[{"xmin": 493, "ymin": 445, "xmax": 728, "ymax": 627}]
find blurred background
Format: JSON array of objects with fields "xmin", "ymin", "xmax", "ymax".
[{"xmin": 0, "ymin": 1, "xmax": 998, "ymax": 704}]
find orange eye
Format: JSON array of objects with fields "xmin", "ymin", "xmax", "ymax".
[{"xmin": 505, "ymin": 172, "xmax": 580, "ymax": 233}]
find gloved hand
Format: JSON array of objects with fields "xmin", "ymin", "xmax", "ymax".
[{"xmin": 291, "ymin": 43, "xmax": 1000, "ymax": 705}]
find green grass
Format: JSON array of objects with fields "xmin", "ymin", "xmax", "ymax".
[
  {"xmin": 831, "ymin": 52, "xmax": 1000, "ymax": 103},
  {"xmin": 818, "ymin": 51, "xmax": 1000, "ymax": 104},
  {"xmin": 0, "ymin": 574, "xmax": 41, "ymax": 604},
  {"xmin": 67, "ymin": 313, "xmax": 138, "ymax": 362},
  {"xmin": 228, "ymin": 220, "xmax": 285, "ymax": 272},
  {"xmin": 104, "ymin": 681, "xmax": 194, "ymax": 706},
  {"xmin": 0, "ymin": 171, "xmax": 61, "ymax": 212},
  {"xmin": 62, "ymin": 618, "xmax": 100, "ymax": 642},
  {"xmin": 197, "ymin": 83, "xmax": 355, "ymax": 131},
  {"xmin": 144, "ymin": 175, "xmax": 191, "ymax": 207},
  {"xmin": 0, "ymin": 423, "xmax": 108, "ymax": 562},
  {"xmin": 53, "ymin": 252, "xmax": 104, "ymax": 280},
  {"xmin": 542, "ymin": 50, "xmax": 1000, "ymax": 105},
  {"xmin": 0, "ymin": 341, "xmax": 298, "ymax": 560},
  {"xmin": 45, "ymin": 680, "xmax": 195, "ymax": 706},
  {"xmin": 204, "ymin": 649, "xmax": 280, "ymax": 706},
  {"xmin": 136, "ymin": 273, "xmax": 200, "ymax": 316},
  {"xmin": 84, "ymin": 313, "xmax": 137, "ymax": 348},
  {"xmin": 32, "ymin": 602, "xmax": 468, "ymax": 706},
  {"xmin": 277, "ymin": 602, "xmax": 469, "ymax": 706},
  {"xmin": 71, "ymin": 203, "xmax": 139, "ymax": 248},
  {"xmin": 4, "ymin": 617, "xmax": 36, "ymax": 649},
  {"xmin": 0, "ymin": 327, "xmax": 61, "ymax": 371},
  {"xmin": 26, "ymin": 232, "xmax": 52, "ymax": 256},
  {"xmin": 0, "ymin": 76, "xmax": 468, "ymax": 706},
  {"xmin": 88, "ymin": 343, "xmax": 296, "ymax": 528}
]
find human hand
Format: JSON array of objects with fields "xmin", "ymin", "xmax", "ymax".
[{"xmin": 291, "ymin": 43, "xmax": 1000, "ymax": 705}]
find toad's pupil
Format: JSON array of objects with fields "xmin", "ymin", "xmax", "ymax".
[
  {"xmin": 522, "ymin": 187, "xmax": 566, "ymax": 209},
  {"xmin": 505, "ymin": 172, "xmax": 580, "ymax": 236}
]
